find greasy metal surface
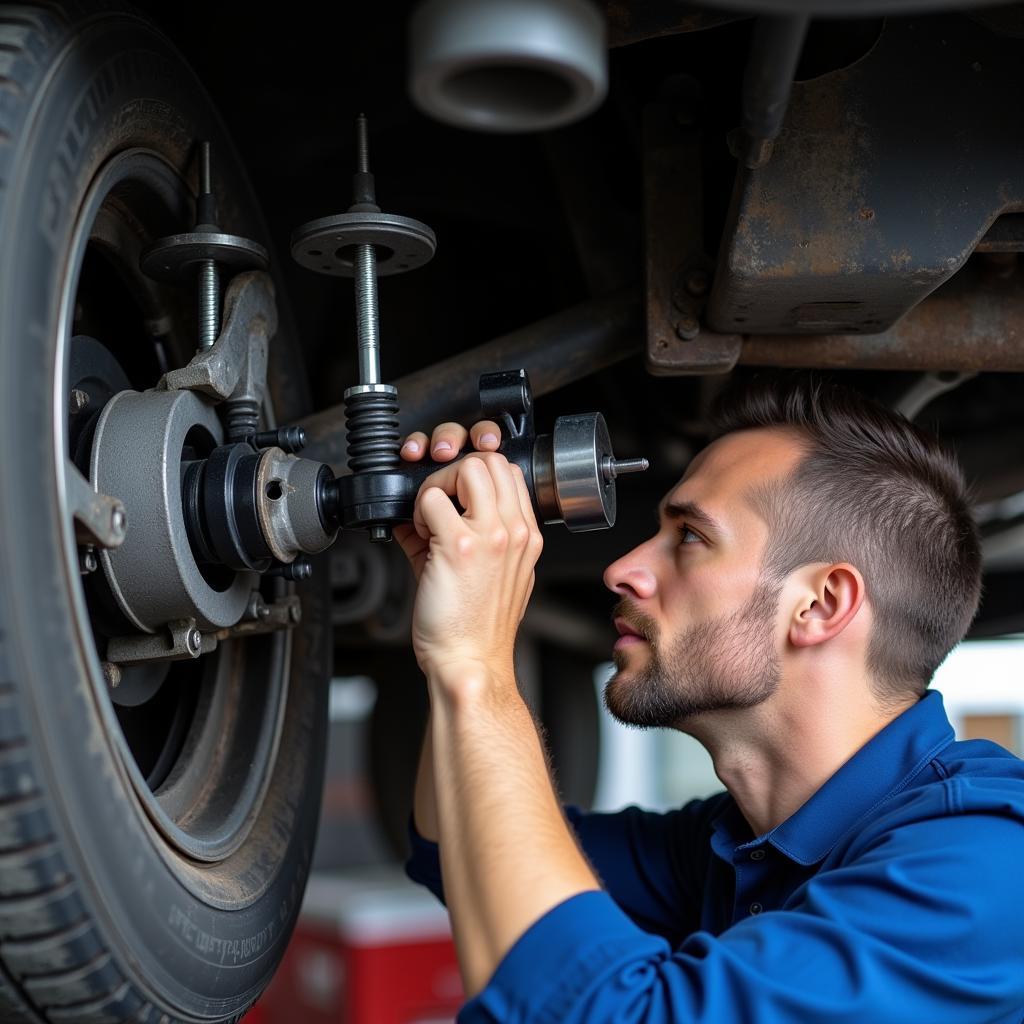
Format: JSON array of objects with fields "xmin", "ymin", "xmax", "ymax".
[
  {"xmin": 644, "ymin": 100, "xmax": 742, "ymax": 375},
  {"xmin": 92, "ymin": 388, "xmax": 253, "ymax": 630},
  {"xmin": 161, "ymin": 271, "xmax": 276, "ymax": 404},
  {"xmin": 708, "ymin": 16, "xmax": 1024, "ymax": 336},
  {"xmin": 298, "ymin": 289, "xmax": 643, "ymax": 471},
  {"xmin": 738, "ymin": 263, "xmax": 1024, "ymax": 371}
]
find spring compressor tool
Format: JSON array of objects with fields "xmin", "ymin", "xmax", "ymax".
[{"xmin": 292, "ymin": 115, "xmax": 649, "ymax": 546}]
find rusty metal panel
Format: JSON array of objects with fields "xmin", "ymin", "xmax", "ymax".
[
  {"xmin": 738, "ymin": 262, "xmax": 1024, "ymax": 371},
  {"xmin": 708, "ymin": 16, "xmax": 1024, "ymax": 336}
]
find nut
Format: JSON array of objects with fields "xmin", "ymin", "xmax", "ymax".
[
  {"xmin": 187, "ymin": 628, "xmax": 202, "ymax": 655},
  {"xmin": 674, "ymin": 315, "xmax": 700, "ymax": 341},
  {"xmin": 69, "ymin": 389, "xmax": 90, "ymax": 415}
]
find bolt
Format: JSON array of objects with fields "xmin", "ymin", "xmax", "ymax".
[
  {"xmin": 79, "ymin": 547, "xmax": 97, "ymax": 574},
  {"xmin": 369, "ymin": 524, "xmax": 391, "ymax": 544},
  {"xmin": 258, "ymin": 604, "xmax": 271, "ymax": 620},
  {"xmin": 246, "ymin": 592, "xmax": 267, "ymax": 621},
  {"xmin": 602, "ymin": 456, "xmax": 650, "ymax": 482},
  {"xmin": 110, "ymin": 506, "xmax": 126, "ymax": 538},
  {"xmin": 196, "ymin": 143, "xmax": 221, "ymax": 349},
  {"xmin": 101, "ymin": 661, "xmax": 122, "ymax": 688},
  {"xmin": 675, "ymin": 315, "xmax": 700, "ymax": 341},
  {"xmin": 288, "ymin": 603, "xmax": 302, "ymax": 624},
  {"xmin": 251, "ymin": 426, "xmax": 307, "ymax": 453},
  {"xmin": 186, "ymin": 627, "xmax": 202, "ymax": 656},
  {"xmin": 352, "ymin": 115, "xmax": 382, "ymax": 386},
  {"xmin": 685, "ymin": 269, "xmax": 710, "ymax": 297},
  {"xmin": 69, "ymin": 389, "xmax": 90, "ymax": 415}
]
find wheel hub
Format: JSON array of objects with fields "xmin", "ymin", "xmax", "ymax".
[{"xmin": 91, "ymin": 387, "xmax": 254, "ymax": 630}]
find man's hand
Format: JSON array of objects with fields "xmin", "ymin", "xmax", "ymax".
[{"xmin": 394, "ymin": 420, "xmax": 544, "ymax": 682}]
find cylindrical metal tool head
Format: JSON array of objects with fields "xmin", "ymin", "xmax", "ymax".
[{"xmin": 409, "ymin": 0, "xmax": 607, "ymax": 133}]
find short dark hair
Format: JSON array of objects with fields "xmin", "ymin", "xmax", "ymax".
[{"xmin": 711, "ymin": 374, "xmax": 982, "ymax": 703}]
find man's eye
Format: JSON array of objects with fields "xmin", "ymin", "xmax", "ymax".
[{"xmin": 678, "ymin": 526, "xmax": 702, "ymax": 545}]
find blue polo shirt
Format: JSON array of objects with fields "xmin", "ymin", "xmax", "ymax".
[{"xmin": 406, "ymin": 690, "xmax": 1024, "ymax": 1023}]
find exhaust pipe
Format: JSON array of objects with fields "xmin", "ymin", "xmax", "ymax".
[{"xmin": 408, "ymin": 0, "xmax": 607, "ymax": 133}]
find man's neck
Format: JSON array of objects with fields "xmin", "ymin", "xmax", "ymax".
[{"xmin": 684, "ymin": 682, "xmax": 916, "ymax": 837}]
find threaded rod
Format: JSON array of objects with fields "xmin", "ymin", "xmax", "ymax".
[
  {"xmin": 198, "ymin": 259, "xmax": 220, "ymax": 348},
  {"xmin": 354, "ymin": 244, "xmax": 380, "ymax": 383}
]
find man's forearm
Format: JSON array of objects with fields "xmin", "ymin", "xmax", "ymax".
[
  {"xmin": 428, "ymin": 663, "xmax": 600, "ymax": 997},
  {"xmin": 413, "ymin": 705, "xmax": 439, "ymax": 842}
]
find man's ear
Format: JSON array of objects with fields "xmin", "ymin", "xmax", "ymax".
[{"xmin": 788, "ymin": 563, "xmax": 866, "ymax": 648}]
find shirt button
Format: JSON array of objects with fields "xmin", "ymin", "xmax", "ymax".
[
  {"xmin": 750, "ymin": 849, "xmax": 766, "ymax": 861},
  {"xmin": 749, "ymin": 902, "xmax": 763, "ymax": 915}
]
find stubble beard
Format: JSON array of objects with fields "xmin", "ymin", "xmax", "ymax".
[{"xmin": 604, "ymin": 580, "xmax": 782, "ymax": 730}]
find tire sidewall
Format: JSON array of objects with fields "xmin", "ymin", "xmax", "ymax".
[{"xmin": 0, "ymin": 9, "xmax": 328, "ymax": 1018}]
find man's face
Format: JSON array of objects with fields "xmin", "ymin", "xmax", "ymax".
[{"xmin": 602, "ymin": 428, "xmax": 803, "ymax": 729}]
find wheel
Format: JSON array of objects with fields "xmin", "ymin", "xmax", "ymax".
[{"xmin": 0, "ymin": 4, "xmax": 329, "ymax": 1022}]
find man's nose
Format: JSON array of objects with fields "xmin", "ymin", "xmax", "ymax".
[{"xmin": 603, "ymin": 544, "xmax": 657, "ymax": 599}]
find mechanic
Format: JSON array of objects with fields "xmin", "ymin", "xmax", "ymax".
[{"xmin": 394, "ymin": 375, "xmax": 1024, "ymax": 1023}]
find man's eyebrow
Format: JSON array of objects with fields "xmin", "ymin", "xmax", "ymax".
[{"xmin": 655, "ymin": 500, "xmax": 724, "ymax": 537}]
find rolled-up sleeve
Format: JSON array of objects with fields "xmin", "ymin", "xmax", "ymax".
[{"xmin": 459, "ymin": 807, "xmax": 1024, "ymax": 1024}]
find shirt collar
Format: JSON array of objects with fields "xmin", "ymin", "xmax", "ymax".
[{"xmin": 711, "ymin": 689, "xmax": 956, "ymax": 867}]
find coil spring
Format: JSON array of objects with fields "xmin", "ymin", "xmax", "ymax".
[
  {"xmin": 345, "ymin": 390, "xmax": 400, "ymax": 473},
  {"xmin": 225, "ymin": 398, "xmax": 260, "ymax": 443}
]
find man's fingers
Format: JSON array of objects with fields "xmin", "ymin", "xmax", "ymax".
[
  {"xmin": 416, "ymin": 483, "xmax": 465, "ymax": 541},
  {"xmin": 483, "ymin": 454, "xmax": 525, "ymax": 531},
  {"xmin": 414, "ymin": 457, "xmax": 498, "ymax": 536},
  {"xmin": 469, "ymin": 420, "xmax": 503, "ymax": 451},
  {"xmin": 510, "ymin": 462, "xmax": 544, "ymax": 558},
  {"xmin": 429, "ymin": 422, "xmax": 469, "ymax": 460},
  {"xmin": 400, "ymin": 431, "xmax": 429, "ymax": 461}
]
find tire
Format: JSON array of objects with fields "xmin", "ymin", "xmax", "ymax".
[{"xmin": 0, "ymin": 5, "xmax": 329, "ymax": 1022}]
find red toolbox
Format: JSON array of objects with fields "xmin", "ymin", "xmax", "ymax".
[{"xmin": 257, "ymin": 869, "xmax": 463, "ymax": 1024}]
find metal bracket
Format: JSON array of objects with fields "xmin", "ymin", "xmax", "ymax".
[
  {"xmin": 161, "ymin": 271, "xmax": 276, "ymax": 406},
  {"xmin": 480, "ymin": 369, "xmax": 534, "ymax": 439},
  {"xmin": 105, "ymin": 595, "xmax": 300, "ymax": 667},
  {"xmin": 66, "ymin": 461, "xmax": 127, "ymax": 549},
  {"xmin": 107, "ymin": 618, "xmax": 211, "ymax": 666},
  {"xmin": 214, "ymin": 594, "xmax": 301, "ymax": 639}
]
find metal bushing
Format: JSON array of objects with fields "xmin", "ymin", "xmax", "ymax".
[
  {"xmin": 139, "ymin": 231, "xmax": 268, "ymax": 281},
  {"xmin": 291, "ymin": 212, "xmax": 436, "ymax": 277},
  {"xmin": 409, "ymin": 0, "xmax": 608, "ymax": 133},
  {"xmin": 255, "ymin": 448, "xmax": 337, "ymax": 563},
  {"xmin": 91, "ymin": 389, "xmax": 253, "ymax": 631},
  {"xmin": 534, "ymin": 412, "xmax": 616, "ymax": 532}
]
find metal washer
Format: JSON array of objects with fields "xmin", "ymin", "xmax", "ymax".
[
  {"xmin": 291, "ymin": 212, "xmax": 436, "ymax": 277},
  {"xmin": 140, "ymin": 231, "xmax": 268, "ymax": 282}
]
